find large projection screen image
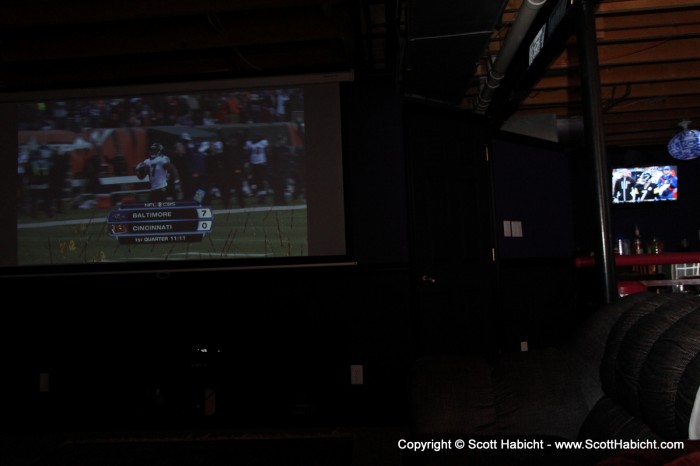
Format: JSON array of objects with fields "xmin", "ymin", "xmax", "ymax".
[{"xmin": 0, "ymin": 73, "xmax": 350, "ymax": 274}]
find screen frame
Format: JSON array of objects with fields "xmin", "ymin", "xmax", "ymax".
[{"xmin": 1, "ymin": 71, "xmax": 356, "ymax": 278}]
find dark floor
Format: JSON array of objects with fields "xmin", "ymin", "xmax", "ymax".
[{"xmin": 1, "ymin": 423, "xmax": 409, "ymax": 466}]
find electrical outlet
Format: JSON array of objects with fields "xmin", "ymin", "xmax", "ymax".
[
  {"xmin": 512, "ymin": 221, "xmax": 523, "ymax": 238},
  {"xmin": 350, "ymin": 364, "xmax": 363, "ymax": 385},
  {"xmin": 39, "ymin": 373, "xmax": 49, "ymax": 392}
]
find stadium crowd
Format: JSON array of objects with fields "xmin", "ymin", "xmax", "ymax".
[{"xmin": 18, "ymin": 88, "xmax": 303, "ymax": 131}]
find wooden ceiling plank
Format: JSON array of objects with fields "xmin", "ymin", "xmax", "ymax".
[
  {"xmin": 598, "ymin": 39, "xmax": 700, "ymax": 65},
  {"xmin": 598, "ymin": 24, "xmax": 700, "ymax": 43},
  {"xmin": 605, "ymin": 130, "xmax": 677, "ymax": 143},
  {"xmin": 510, "ymin": 107, "xmax": 580, "ymax": 118},
  {"xmin": 596, "ymin": 0, "xmax": 700, "ymax": 15},
  {"xmin": 605, "ymin": 127, "xmax": 675, "ymax": 138},
  {"xmin": 604, "ymin": 119, "xmax": 690, "ymax": 133},
  {"xmin": 603, "ymin": 108, "xmax": 700, "ymax": 124},
  {"xmin": 550, "ymin": 37, "xmax": 700, "ymax": 68},
  {"xmin": 601, "ymin": 79, "xmax": 700, "ymax": 99},
  {"xmin": 531, "ymin": 61, "xmax": 700, "ymax": 91},
  {"xmin": 597, "ymin": 9, "xmax": 700, "ymax": 30},
  {"xmin": 522, "ymin": 78, "xmax": 700, "ymax": 106},
  {"xmin": 599, "ymin": 61, "xmax": 700, "ymax": 83},
  {"xmin": 602, "ymin": 94, "xmax": 700, "ymax": 114}
]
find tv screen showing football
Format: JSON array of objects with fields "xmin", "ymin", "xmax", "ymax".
[{"xmin": 611, "ymin": 165, "xmax": 678, "ymax": 204}]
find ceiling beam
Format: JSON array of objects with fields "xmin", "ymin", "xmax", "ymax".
[
  {"xmin": 0, "ymin": 10, "xmax": 347, "ymax": 62},
  {"xmin": 0, "ymin": 1, "xmax": 347, "ymax": 28}
]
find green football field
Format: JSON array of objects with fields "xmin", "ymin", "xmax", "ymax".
[{"xmin": 17, "ymin": 202, "xmax": 308, "ymax": 266}]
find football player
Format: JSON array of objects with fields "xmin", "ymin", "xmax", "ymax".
[{"xmin": 135, "ymin": 143, "xmax": 181, "ymax": 202}]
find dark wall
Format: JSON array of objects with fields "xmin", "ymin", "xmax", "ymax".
[
  {"xmin": 490, "ymin": 133, "xmax": 581, "ymax": 349},
  {"xmin": 7, "ymin": 264, "xmax": 413, "ymax": 430},
  {"xmin": 492, "ymin": 134, "xmax": 575, "ymax": 259},
  {"xmin": 345, "ymin": 79, "xmax": 410, "ymax": 264}
]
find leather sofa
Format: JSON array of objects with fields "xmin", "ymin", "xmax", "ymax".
[{"xmin": 407, "ymin": 292, "xmax": 700, "ymax": 465}]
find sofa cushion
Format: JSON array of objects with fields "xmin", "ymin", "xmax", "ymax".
[
  {"xmin": 578, "ymin": 395, "xmax": 662, "ymax": 442},
  {"xmin": 409, "ymin": 354, "xmax": 497, "ymax": 435},
  {"xmin": 596, "ymin": 439, "xmax": 700, "ymax": 465},
  {"xmin": 600, "ymin": 294, "xmax": 700, "ymax": 438},
  {"xmin": 690, "ymin": 375, "xmax": 700, "ymax": 439},
  {"xmin": 409, "ymin": 349, "xmax": 591, "ymax": 440},
  {"xmin": 490, "ymin": 348, "xmax": 590, "ymax": 439},
  {"xmin": 563, "ymin": 292, "xmax": 655, "ymax": 410}
]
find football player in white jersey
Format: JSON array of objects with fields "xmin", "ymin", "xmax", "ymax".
[
  {"xmin": 244, "ymin": 134, "xmax": 269, "ymax": 201},
  {"xmin": 136, "ymin": 143, "xmax": 181, "ymax": 202}
]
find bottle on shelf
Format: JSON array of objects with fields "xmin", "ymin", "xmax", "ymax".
[
  {"xmin": 649, "ymin": 237, "xmax": 664, "ymax": 254},
  {"xmin": 632, "ymin": 224, "xmax": 644, "ymax": 255},
  {"xmin": 615, "ymin": 234, "xmax": 631, "ymax": 255}
]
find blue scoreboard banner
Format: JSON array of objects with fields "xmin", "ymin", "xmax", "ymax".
[{"xmin": 107, "ymin": 201, "xmax": 214, "ymax": 244}]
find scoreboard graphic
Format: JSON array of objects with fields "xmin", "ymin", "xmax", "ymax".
[{"xmin": 107, "ymin": 201, "xmax": 214, "ymax": 244}]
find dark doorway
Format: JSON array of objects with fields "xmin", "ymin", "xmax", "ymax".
[{"xmin": 404, "ymin": 103, "xmax": 496, "ymax": 356}]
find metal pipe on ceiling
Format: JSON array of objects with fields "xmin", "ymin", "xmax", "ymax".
[{"xmin": 474, "ymin": 0, "xmax": 548, "ymax": 114}]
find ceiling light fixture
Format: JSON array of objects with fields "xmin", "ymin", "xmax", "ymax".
[{"xmin": 668, "ymin": 120, "xmax": 700, "ymax": 160}]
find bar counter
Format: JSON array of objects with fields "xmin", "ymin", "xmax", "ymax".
[{"xmin": 575, "ymin": 252, "xmax": 700, "ymax": 268}]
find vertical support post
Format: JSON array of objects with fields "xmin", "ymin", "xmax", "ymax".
[{"xmin": 575, "ymin": 0, "xmax": 616, "ymax": 303}]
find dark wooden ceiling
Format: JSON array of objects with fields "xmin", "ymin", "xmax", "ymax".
[
  {"xmin": 0, "ymin": 0, "xmax": 357, "ymax": 88},
  {"xmin": 1, "ymin": 0, "xmax": 698, "ymax": 149},
  {"xmin": 466, "ymin": 0, "xmax": 700, "ymax": 148}
]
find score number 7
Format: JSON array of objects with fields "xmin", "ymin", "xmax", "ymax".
[{"xmin": 197, "ymin": 208, "xmax": 213, "ymax": 219}]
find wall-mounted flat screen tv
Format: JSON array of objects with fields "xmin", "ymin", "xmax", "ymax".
[
  {"xmin": 611, "ymin": 164, "xmax": 678, "ymax": 205},
  {"xmin": 0, "ymin": 72, "xmax": 353, "ymax": 277}
]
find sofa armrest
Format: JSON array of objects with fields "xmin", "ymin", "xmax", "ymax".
[{"xmin": 409, "ymin": 349, "xmax": 591, "ymax": 440}]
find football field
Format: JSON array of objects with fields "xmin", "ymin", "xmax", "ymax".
[{"xmin": 17, "ymin": 203, "xmax": 308, "ymax": 266}]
